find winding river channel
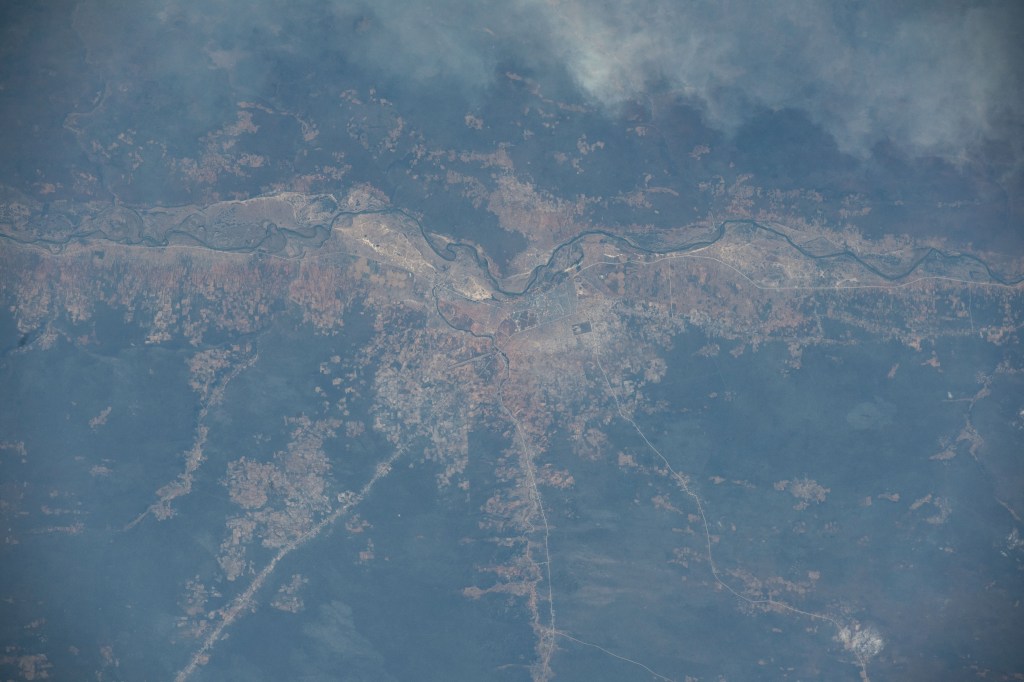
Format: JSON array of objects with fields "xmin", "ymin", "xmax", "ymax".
[{"xmin": 3, "ymin": 194, "xmax": 1022, "ymax": 301}]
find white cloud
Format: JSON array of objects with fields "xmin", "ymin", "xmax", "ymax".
[{"xmin": 530, "ymin": 0, "xmax": 1024, "ymax": 162}]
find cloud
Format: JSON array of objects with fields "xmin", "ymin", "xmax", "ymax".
[
  {"xmin": 58, "ymin": 0, "xmax": 1024, "ymax": 171},
  {"xmin": 530, "ymin": 0, "xmax": 1024, "ymax": 163}
]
